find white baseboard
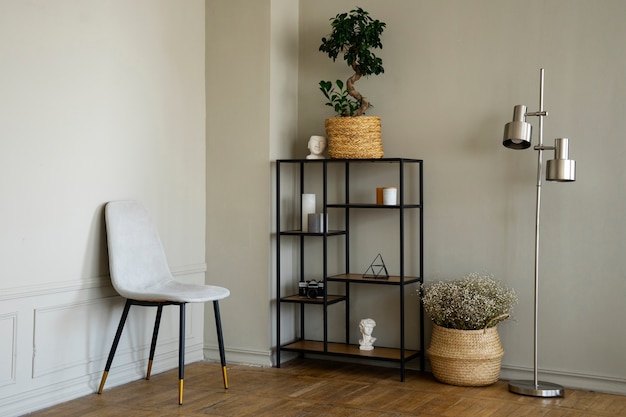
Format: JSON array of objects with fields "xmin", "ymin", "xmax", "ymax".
[
  {"xmin": 204, "ymin": 346, "xmax": 273, "ymax": 368},
  {"xmin": 1, "ymin": 347, "xmax": 204, "ymax": 417},
  {"xmin": 413, "ymin": 358, "xmax": 626, "ymax": 395},
  {"xmin": 268, "ymin": 353, "xmax": 626, "ymax": 396},
  {"xmin": 500, "ymin": 366, "xmax": 626, "ymax": 396}
]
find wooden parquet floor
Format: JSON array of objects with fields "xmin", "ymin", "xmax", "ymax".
[{"xmin": 26, "ymin": 359, "xmax": 626, "ymax": 417}]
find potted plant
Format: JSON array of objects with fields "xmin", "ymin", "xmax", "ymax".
[
  {"xmin": 421, "ymin": 272, "xmax": 518, "ymax": 386},
  {"xmin": 318, "ymin": 7, "xmax": 386, "ymax": 159}
]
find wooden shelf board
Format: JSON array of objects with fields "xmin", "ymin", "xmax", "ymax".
[
  {"xmin": 281, "ymin": 340, "xmax": 420, "ymax": 361},
  {"xmin": 279, "ymin": 229, "xmax": 346, "ymax": 236},
  {"xmin": 280, "ymin": 294, "xmax": 346, "ymax": 304},
  {"xmin": 327, "ymin": 274, "xmax": 421, "ymax": 285},
  {"xmin": 276, "ymin": 158, "xmax": 423, "ymax": 164},
  {"xmin": 327, "ymin": 203, "xmax": 421, "ymax": 209}
]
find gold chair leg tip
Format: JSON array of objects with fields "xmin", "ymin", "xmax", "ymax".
[
  {"xmin": 146, "ymin": 360, "xmax": 153, "ymax": 380},
  {"xmin": 222, "ymin": 366, "xmax": 229, "ymax": 389},
  {"xmin": 98, "ymin": 371, "xmax": 109, "ymax": 394}
]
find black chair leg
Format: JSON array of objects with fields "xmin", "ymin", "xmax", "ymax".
[
  {"xmin": 146, "ymin": 305, "xmax": 163, "ymax": 380},
  {"xmin": 98, "ymin": 299, "xmax": 132, "ymax": 394},
  {"xmin": 178, "ymin": 303, "xmax": 186, "ymax": 405},
  {"xmin": 213, "ymin": 300, "xmax": 228, "ymax": 389}
]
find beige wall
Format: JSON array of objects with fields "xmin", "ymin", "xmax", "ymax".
[
  {"xmin": 205, "ymin": 0, "xmax": 298, "ymax": 365},
  {"xmin": 205, "ymin": 0, "xmax": 274, "ymax": 364},
  {"xmin": 0, "ymin": 1, "xmax": 207, "ymax": 415},
  {"xmin": 297, "ymin": 0, "xmax": 626, "ymax": 394},
  {"xmin": 204, "ymin": 0, "xmax": 298, "ymax": 365},
  {"xmin": 0, "ymin": 0, "xmax": 207, "ymax": 285}
]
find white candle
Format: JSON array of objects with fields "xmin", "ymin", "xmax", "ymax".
[
  {"xmin": 301, "ymin": 194, "xmax": 316, "ymax": 232},
  {"xmin": 383, "ymin": 187, "xmax": 397, "ymax": 205}
]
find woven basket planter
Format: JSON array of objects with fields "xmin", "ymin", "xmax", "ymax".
[
  {"xmin": 325, "ymin": 116, "xmax": 383, "ymax": 159},
  {"xmin": 427, "ymin": 324, "xmax": 504, "ymax": 387}
]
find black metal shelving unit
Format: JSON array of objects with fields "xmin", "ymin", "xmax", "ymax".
[{"xmin": 275, "ymin": 158, "xmax": 424, "ymax": 381}]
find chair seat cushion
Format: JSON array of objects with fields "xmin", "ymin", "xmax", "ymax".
[{"xmin": 120, "ymin": 280, "xmax": 230, "ymax": 303}]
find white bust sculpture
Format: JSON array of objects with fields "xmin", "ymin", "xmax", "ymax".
[
  {"xmin": 358, "ymin": 318, "xmax": 377, "ymax": 350},
  {"xmin": 306, "ymin": 135, "xmax": 327, "ymax": 159}
]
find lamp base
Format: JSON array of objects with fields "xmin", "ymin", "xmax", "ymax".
[{"xmin": 508, "ymin": 380, "xmax": 564, "ymax": 397}]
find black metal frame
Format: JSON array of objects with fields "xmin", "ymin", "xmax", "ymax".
[
  {"xmin": 98, "ymin": 298, "xmax": 227, "ymax": 405},
  {"xmin": 275, "ymin": 158, "xmax": 424, "ymax": 381}
]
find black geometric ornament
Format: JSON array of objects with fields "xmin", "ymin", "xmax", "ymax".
[{"xmin": 363, "ymin": 253, "xmax": 389, "ymax": 280}]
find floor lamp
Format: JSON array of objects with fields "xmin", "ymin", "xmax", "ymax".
[{"xmin": 502, "ymin": 68, "xmax": 576, "ymax": 397}]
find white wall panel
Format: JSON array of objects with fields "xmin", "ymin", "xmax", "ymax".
[
  {"xmin": 0, "ymin": 269, "xmax": 206, "ymax": 417},
  {"xmin": 33, "ymin": 296, "xmax": 201, "ymax": 380},
  {"xmin": 0, "ymin": 313, "xmax": 17, "ymax": 387},
  {"xmin": 34, "ymin": 299, "xmax": 113, "ymax": 379}
]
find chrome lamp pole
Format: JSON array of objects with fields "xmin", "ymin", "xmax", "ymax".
[{"xmin": 502, "ymin": 68, "xmax": 576, "ymax": 397}]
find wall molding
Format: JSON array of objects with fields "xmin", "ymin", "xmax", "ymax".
[
  {"xmin": 0, "ymin": 263, "xmax": 208, "ymax": 302},
  {"xmin": 0, "ymin": 313, "xmax": 17, "ymax": 387},
  {"xmin": 0, "ymin": 263, "xmax": 208, "ymax": 417},
  {"xmin": 0, "ymin": 276, "xmax": 112, "ymax": 301}
]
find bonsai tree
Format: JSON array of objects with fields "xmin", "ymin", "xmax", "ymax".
[{"xmin": 319, "ymin": 7, "xmax": 386, "ymax": 117}]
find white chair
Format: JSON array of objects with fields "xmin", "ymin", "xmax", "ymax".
[{"xmin": 97, "ymin": 200, "xmax": 230, "ymax": 405}]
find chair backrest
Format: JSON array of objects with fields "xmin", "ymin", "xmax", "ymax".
[{"xmin": 105, "ymin": 200, "xmax": 173, "ymax": 299}]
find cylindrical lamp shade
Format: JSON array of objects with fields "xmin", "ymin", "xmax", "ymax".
[
  {"xmin": 503, "ymin": 105, "xmax": 532, "ymax": 149},
  {"xmin": 546, "ymin": 159, "xmax": 576, "ymax": 182},
  {"xmin": 546, "ymin": 138, "xmax": 576, "ymax": 182}
]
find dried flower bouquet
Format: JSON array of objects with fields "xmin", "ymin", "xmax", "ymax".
[{"xmin": 421, "ymin": 272, "xmax": 518, "ymax": 330}]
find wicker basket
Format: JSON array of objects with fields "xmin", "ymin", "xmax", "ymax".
[
  {"xmin": 427, "ymin": 323, "xmax": 504, "ymax": 387},
  {"xmin": 325, "ymin": 116, "xmax": 383, "ymax": 159}
]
